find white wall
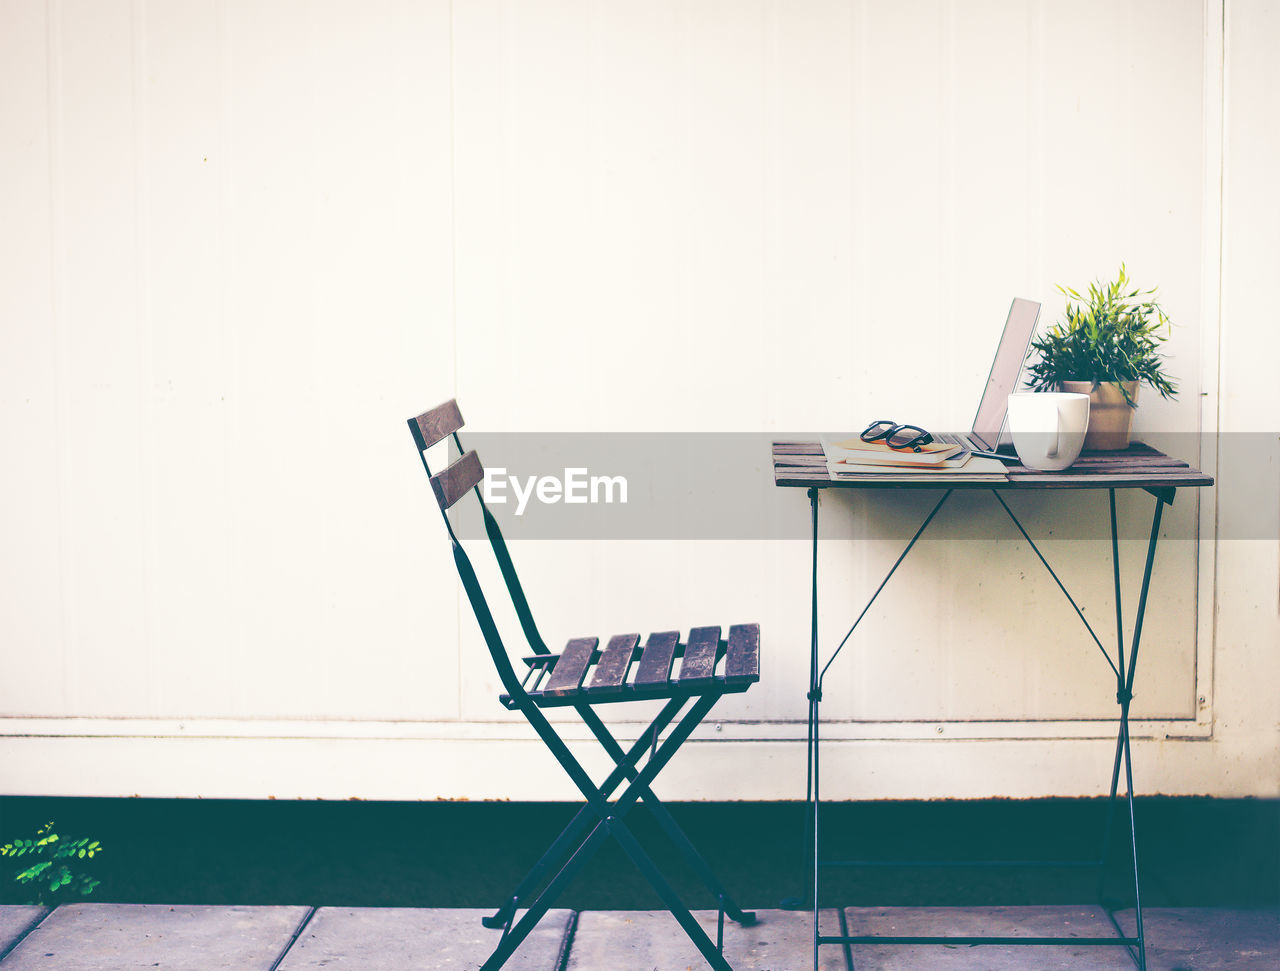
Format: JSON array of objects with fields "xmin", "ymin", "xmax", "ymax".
[{"xmin": 1, "ymin": 0, "xmax": 1275, "ymax": 800}]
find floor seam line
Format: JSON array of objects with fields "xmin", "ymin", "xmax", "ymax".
[
  {"xmin": 266, "ymin": 904, "xmax": 317, "ymax": 971},
  {"xmin": 0, "ymin": 905, "xmax": 55, "ymax": 964},
  {"xmin": 553, "ymin": 910, "xmax": 578, "ymax": 971}
]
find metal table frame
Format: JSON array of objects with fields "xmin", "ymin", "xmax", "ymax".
[{"xmin": 773, "ymin": 443, "xmax": 1214, "ymax": 971}]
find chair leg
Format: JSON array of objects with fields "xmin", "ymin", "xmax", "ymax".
[
  {"xmin": 481, "ymin": 820, "xmax": 612, "ymax": 971},
  {"xmin": 484, "ymin": 812, "xmax": 733, "ymax": 971},
  {"xmin": 607, "ymin": 814, "xmax": 734, "ymax": 971},
  {"xmin": 482, "ymin": 697, "xmax": 687, "ymax": 928},
  {"xmin": 482, "ymin": 694, "xmax": 731, "ymax": 971},
  {"xmin": 576, "ymin": 702, "xmax": 757, "ymax": 925}
]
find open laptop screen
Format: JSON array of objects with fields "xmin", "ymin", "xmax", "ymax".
[{"xmin": 969, "ymin": 297, "xmax": 1041, "ymax": 451}]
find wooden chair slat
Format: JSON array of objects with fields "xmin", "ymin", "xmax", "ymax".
[
  {"xmin": 725, "ymin": 624, "xmax": 761, "ymax": 684},
  {"xmin": 634, "ymin": 631, "xmax": 680, "ymax": 687},
  {"xmin": 430, "ymin": 450, "xmax": 483, "ymax": 510},
  {"xmin": 542, "ymin": 637, "xmax": 599, "ymax": 696},
  {"xmin": 410, "ymin": 399, "xmax": 464, "ymax": 451},
  {"xmin": 678, "ymin": 626, "xmax": 721, "ymax": 683},
  {"xmin": 586, "ymin": 633, "xmax": 640, "ymax": 694}
]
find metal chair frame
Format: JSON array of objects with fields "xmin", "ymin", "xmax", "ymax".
[{"xmin": 408, "ymin": 401, "xmax": 759, "ymax": 971}]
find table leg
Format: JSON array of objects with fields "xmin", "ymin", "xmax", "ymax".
[
  {"xmin": 812, "ymin": 682, "xmax": 822, "ymax": 971},
  {"xmin": 1100, "ymin": 488, "xmax": 1166, "ymax": 971},
  {"xmin": 809, "ymin": 486, "xmax": 822, "ymax": 963},
  {"xmin": 1098, "ymin": 489, "xmax": 1129, "ymax": 907},
  {"xmin": 783, "ymin": 487, "xmax": 821, "ymax": 910}
]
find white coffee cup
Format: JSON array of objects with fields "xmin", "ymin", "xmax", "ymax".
[{"xmin": 1006, "ymin": 392, "xmax": 1090, "ymax": 471}]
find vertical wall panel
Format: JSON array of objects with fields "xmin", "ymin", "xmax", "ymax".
[
  {"xmin": 1213, "ymin": 0, "xmax": 1280, "ymax": 769},
  {"xmin": 207, "ymin": 0, "xmax": 455, "ymax": 720},
  {"xmin": 206, "ymin": 0, "xmax": 460, "ymax": 720},
  {"xmin": 48, "ymin": 0, "xmax": 153, "ymax": 716},
  {"xmin": 0, "ymin": 0, "xmax": 65, "ymax": 716},
  {"xmin": 759, "ymin": 0, "xmax": 856, "ymax": 426},
  {"xmin": 134, "ymin": 0, "xmax": 239, "ymax": 718},
  {"xmin": 0, "ymin": 0, "xmax": 459, "ymax": 724}
]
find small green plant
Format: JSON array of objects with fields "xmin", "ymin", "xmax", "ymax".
[
  {"xmin": 1025, "ymin": 263, "xmax": 1178, "ymax": 406},
  {"xmin": 1, "ymin": 821, "xmax": 102, "ymax": 905}
]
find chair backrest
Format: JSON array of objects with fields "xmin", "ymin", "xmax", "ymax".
[{"xmin": 408, "ymin": 400, "xmax": 551, "ymax": 701}]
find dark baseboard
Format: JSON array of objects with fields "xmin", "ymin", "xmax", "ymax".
[{"xmin": 1, "ymin": 796, "xmax": 1275, "ymax": 909}]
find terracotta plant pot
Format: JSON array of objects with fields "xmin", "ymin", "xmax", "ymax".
[{"xmin": 1060, "ymin": 380, "xmax": 1138, "ymax": 450}]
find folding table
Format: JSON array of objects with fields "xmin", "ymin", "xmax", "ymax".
[{"xmin": 772, "ymin": 441, "xmax": 1214, "ymax": 971}]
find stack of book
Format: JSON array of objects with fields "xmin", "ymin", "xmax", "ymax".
[{"xmin": 821, "ymin": 435, "xmax": 1007, "ymax": 479}]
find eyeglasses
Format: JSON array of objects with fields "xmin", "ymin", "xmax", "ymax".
[{"xmin": 860, "ymin": 419, "xmax": 934, "ymax": 452}]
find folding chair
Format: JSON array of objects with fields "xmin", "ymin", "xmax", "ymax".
[{"xmin": 408, "ymin": 400, "xmax": 761, "ymax": 971}]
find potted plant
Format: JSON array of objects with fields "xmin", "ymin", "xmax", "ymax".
[{"xmin": 1024, "ymin": 264, "xmax": 1178, "ymax": 450}]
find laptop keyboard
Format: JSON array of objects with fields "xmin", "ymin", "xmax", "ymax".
[{"xmin": 933, "ymin": 432, "xmax": 972, "ymax": 448}]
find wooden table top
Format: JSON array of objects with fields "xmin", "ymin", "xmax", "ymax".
[{"xmin": 773, "ymin": 440, "xmax": 1214, "ymax": 494}]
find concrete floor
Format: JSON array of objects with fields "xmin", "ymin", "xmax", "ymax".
[{"xmin": 0, "ymin": 904, "xmax": 1275, "ymax": 969}]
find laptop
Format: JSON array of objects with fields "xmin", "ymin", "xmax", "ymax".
[{"xmin": 932, "ymin": 296, "xmax": 1041, "ymax": 460}]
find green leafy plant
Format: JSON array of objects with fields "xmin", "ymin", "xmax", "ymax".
[
  {"xmin": 1, "ymin": 821, "xmax": 102, "ymax": 905},
  {"xmin": 1025, "ymin": 263, "xmax": 1178, "ymax": 406}
]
